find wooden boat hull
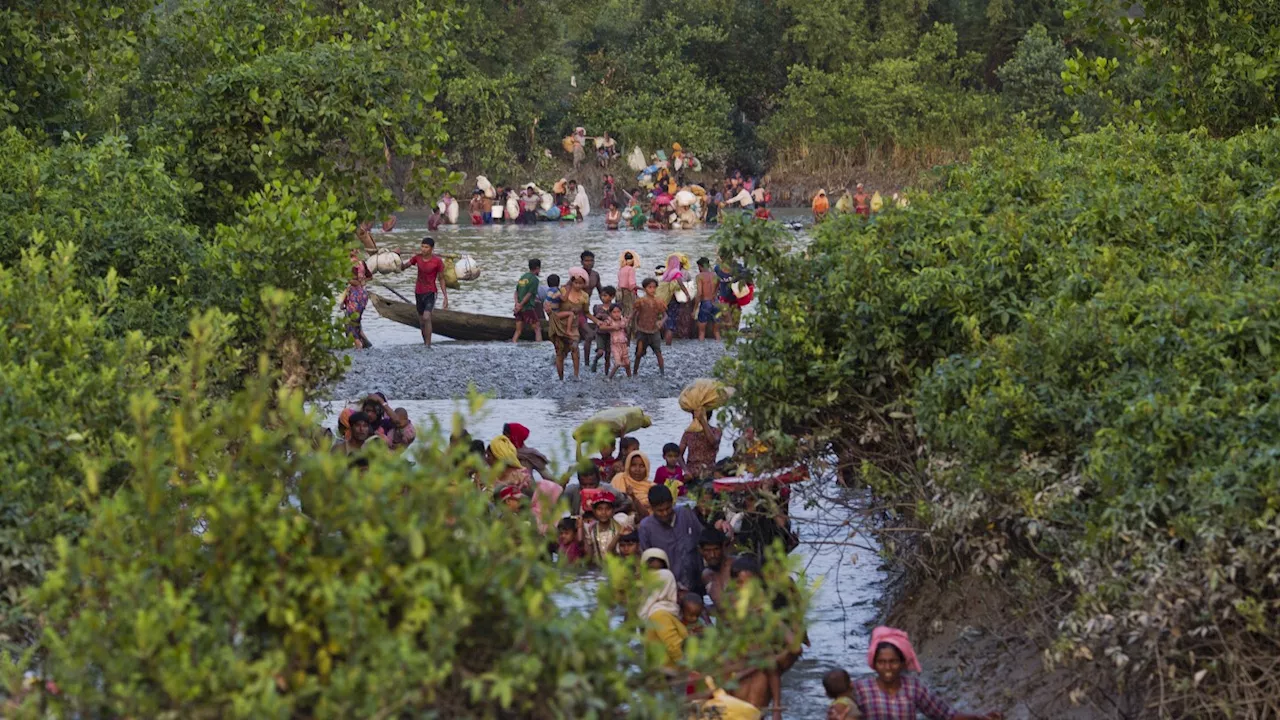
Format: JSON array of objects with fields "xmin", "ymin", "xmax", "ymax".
[{"xmin": 370, "ymin": 293, "xmax": 546, "ymax": 341}]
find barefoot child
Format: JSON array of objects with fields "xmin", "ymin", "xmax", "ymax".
[
  {"xmin": 600, "ymin": 305, "xmax": 632, "ymax": 379},
  {"xmin": 592, "ymin": 286, "xmax": 618, "ymax": 373},
  {"xmin": 632, "ymin": 277, "xmax": 666, "ymax": 376},
  {"xmin": 695, "ymin": 257, "xmax": 720, "ymax": 341}
]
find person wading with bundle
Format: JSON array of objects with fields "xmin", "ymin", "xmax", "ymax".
[{"xmin": 401, "ymin": 237, "xmax": 448, "ymax": 348}]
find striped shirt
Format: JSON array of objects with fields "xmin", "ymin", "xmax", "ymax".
[{"xmin": 853, "ymin": 675, "xmax": 957, "ymax": 720}]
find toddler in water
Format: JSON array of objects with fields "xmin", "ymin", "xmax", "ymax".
[
  {"xmin": 823, "ymin": 668, "xmax": 861, "ymax": 720},
  {"xmin": 592, "ymin": 286, "xmax": 618, "ymax": 373},
  {"xmin": 654, "ymin": 442, "xmax": 686, "ymax": 495},
  {"xmin": 680, "ymin": 593, "xmax": 707, "ymax": 636},
  {"xmin": 599, "ymin": 305, "xmax": 632, "ymax": 379},
  {"xmin": 556, "ymin": 517, "xmax": 584, "ymax": 563},
  {"xmin": 386, "ymin": 408, "xmax": 416, "ymax": 452}
]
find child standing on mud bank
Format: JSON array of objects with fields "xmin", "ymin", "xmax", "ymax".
[{"xmin": 632, "ymin": 277, "xmax": 666, "ymax": 376}]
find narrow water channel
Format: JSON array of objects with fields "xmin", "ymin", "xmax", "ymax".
[{"xmin": 325, "ymin": 210, "xmax": 885, "ymax": 717}]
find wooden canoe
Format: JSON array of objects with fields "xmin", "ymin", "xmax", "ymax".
[{"xmin": 370, "ymin": 293, "xmax": 546, "ymax": 341}]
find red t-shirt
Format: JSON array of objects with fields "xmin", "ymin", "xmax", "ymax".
[{"xmin": 407, "ymin": 254, "xmax": 444, "ymax": 294}]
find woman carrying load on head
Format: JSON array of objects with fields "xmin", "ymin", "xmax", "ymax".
[{"xmin": 854, "ymin": 627, "xmax": 1003, "ymax": 720}]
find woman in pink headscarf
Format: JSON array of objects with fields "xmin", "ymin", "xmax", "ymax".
[{"xmin": 852, "ymin": 626, "xmax": 1002, "ymax": 720}]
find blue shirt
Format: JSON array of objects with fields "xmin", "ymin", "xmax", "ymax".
[{"xmin": 639, "ymin": 507, "xmax": 705, "ymax": 591}]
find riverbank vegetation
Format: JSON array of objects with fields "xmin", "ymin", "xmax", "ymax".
[
  {"xmin": 718, "ymin": 3, "xmax": 1280, "ymax": 714},
  {"xmin": 1, "ymin": 2, "xmax": 809, "ymax": 715},
  {"xmin": 5, "ymin": 0, "xmax": 1280, "ymax": 716}
]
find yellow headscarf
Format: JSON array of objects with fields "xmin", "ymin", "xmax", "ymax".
[
  {"xmin": 490, "ymin": 435, "xmax": 520, "ymax": 467},
  {"xmin": 619, "ymin": 249, "xmax": 641, "ymax": 268},
  {"xmin": 611, "ymin": 450, "xmax": 655, "ymax": 511}
]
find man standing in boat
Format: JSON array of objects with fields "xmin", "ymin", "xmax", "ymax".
[{"xmin": 401, "ymin": 237, "xmax": 448, "ymax": 348}]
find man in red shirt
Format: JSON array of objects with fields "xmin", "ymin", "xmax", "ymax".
[{"xmin": 401, "ymin": 237, "xmax": 449, "ymax": 347}]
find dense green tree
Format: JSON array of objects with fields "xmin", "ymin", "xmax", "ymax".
[
  {"xmin": 997, "ymin": 24, "xmax": 1073, "ymax": 129},
  {"xmin": 718, "ymin": 126, "xmax": 1280, "ymax": 717},
  {"xmin": 1067, "ymin": 0, "xmax": 1280, "ymax": 134}
]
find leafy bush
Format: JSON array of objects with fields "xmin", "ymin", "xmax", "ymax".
[
  {"xmin": 719, "ymin": 126, "xmax": 1280, "ymax": 716},
  {"xmin": 139, "ymin": 0, "xmax": 453, "ymax": 225},
  {"xmin": 0, "ymin": 128, "xmax": 203, "ymax": 344},
  {"xmin": 0, "ymin": 314, "xmax": 807, "ymax": 717},
  {"xmin": 1067, "ymin": 0, "xmax": 1280, "ymax": 134},
  {"xmin": 996, "ymin": 25, "xmax": 1072, "ymax": 130},
  {"xmin": 0, "ymin": 241, "xmax": 158, "ymax": 650},
  {"xmin": 202, "ymin": 178, "xmax": 353, "ymax": 390},
  {"xmin": 762, "ymin": 23, "xmax": 1002, "ymax": 167}
]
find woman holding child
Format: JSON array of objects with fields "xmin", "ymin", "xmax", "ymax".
[{"xmin": 547, "ymin": 268, "xmax": 591, "ymax": 380}]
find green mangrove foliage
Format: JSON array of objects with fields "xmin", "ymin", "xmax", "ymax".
[
  {"xmin": 719, "ymin": 127, "xmax": 1280, "ymax": 717},
  {"xmin": 1, "ymin": 296, "xmax": 807, "ymax": 716}
]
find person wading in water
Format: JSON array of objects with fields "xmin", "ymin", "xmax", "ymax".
[{"xmin": 401, "ymin": 237, "xmax": 448, "ymax": 348}]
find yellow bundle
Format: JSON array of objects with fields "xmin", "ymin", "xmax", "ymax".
[
  {"xmin": 870, "ymin": 191, "xmax": 884, "ymax": 212},
  {"xmin": 691, "ymin": 678, "xmax": 761, "ymax": 720},
  {"xmin": 561, "ymin": 136, "xmax": 575, "ymax": 153},
  {"xmin": 679, "ymin": 379, "xmax": 733, "ymax": 431},
  {"xmin": 439, "ymin": 256, "xmax": 458, "ymax": 289}
]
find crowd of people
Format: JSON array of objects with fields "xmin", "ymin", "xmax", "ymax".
[
  {"xmin": 325, "ymin": 395, "xmax": 1001, "ymax": 719},
  {"xmin": 512, "ymin": 249, "xmax": 749, "ymax": 380}
]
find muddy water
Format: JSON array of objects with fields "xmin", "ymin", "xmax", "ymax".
[
  {"xmin": 328, "ymin": 211, "xmax": 885, "ymax": 718},
  {"xmin": 359, "ymin": 209, "xmax": 805, "ymax": 346}
]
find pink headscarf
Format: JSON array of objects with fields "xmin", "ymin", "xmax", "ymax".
[
  {"xmin": 661, "ymin": 254, "xmax": 684, "ymax": 283},
  {"xmin": 568, "ymin": 267, "xmax": 590, "ymax": 285},
  {"xmin": 867, "ymin": 626, "xmax": 922, "ymax": 673}
]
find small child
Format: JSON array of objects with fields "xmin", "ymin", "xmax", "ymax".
[
  {"xmin": 581, "ymin": 491, "xmax": 624, "ymax": 562},
  {"xmin": 753, "ymin": 201, "xmax": 772, "ymax": 221},
  {"xmin": 386, "ymin": 408, "xmax": 416, "ymax": 452},
  {"xmin": 823, "ymin": 668, "xmax": 860, "ymax": 720},
  {"xmin": 680, "ymin": 593, "xmax": 707, "ymax": 636},
  {"xmin": 611, "ymin": 437, "xmax": 640, "ymax": 478},
  {"xmin": 498, "ymin": 485, "xmax": 524, "ymax": 513},
  {"xmin": 600, "ymin": 305, "xmax": 632, "ymax": 379},
  {"xmin": 542, "ymin": 274, "xmax": 562, "ymax": 314},
  {"xmin": 557, "ymin": 516, "xmax": 585, "ymax": 563},
  {"xmin": 616, "ymin": 531, "xmax": 640, "ymax": 559},
  {"xmin": 654, "ymin": 442, "xmax": 686, "ymax": 495},
  {"xmin": 592, "ymin": 286, "xmax": 618, "ymax": 373}
]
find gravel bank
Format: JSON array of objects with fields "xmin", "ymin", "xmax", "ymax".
[{"xmin": 328, "ymin": 339, "xmax": 731, "ymax": 402}]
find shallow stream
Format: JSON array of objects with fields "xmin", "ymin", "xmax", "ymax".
[{"xmin": 325, "ymin": 210, "xmax": 885, "ymax": 717}]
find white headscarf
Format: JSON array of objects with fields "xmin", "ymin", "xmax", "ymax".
[{"xmin": 639, "ymin": 568, "xmax": 681, "ymax": 620}]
